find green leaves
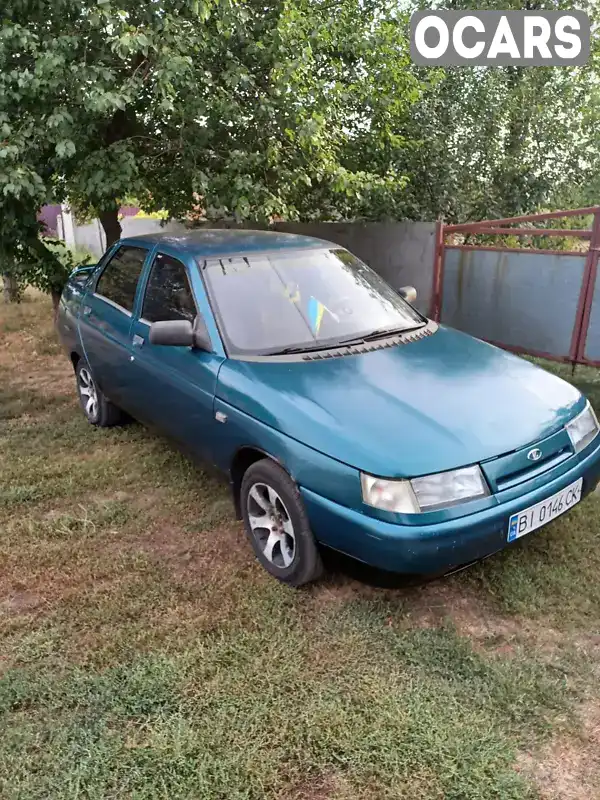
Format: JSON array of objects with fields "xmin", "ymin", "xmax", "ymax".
[
  {"xmin": 46, "ymin": 108, "xmax": 73, "ymax": 129},
  {"xmin": 1, "ymin": 0, "xmax": 422, "ymax": 250},
  {"xmin": 110, "ymin": 29, "xmax": 155, "ymax": 59},
  {"xmin": 55, "ymin": 140, "xmax": 76, "ymax": 159},
  {"xmin": 394, "ymin": 0, "xmax": 600, "ymax": 222}
]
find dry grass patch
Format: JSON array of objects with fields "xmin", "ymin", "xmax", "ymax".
[
  {"xmin": 281, "ymin": 771, "xmax": 409, "ymax": 800},
  {"xmin": 138, "ymin": 520, "xmax": 249, "ymax": 579},
  {"xmin": 304, "ymin": 575, "xmax": 533, "ymax": 657},
  {"xmin": 518, "ymin": 701, "xmax": 600, "ymax": 799},
  {"xmin": 284, "ymin": 773, "xmax": 340, "ymax": 800}
]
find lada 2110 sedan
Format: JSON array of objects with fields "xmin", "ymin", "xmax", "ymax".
[{"xmin": 57, "ymin": 230, "xmax": 600, "ymax": 585}]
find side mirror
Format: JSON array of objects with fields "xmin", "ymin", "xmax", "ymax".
[
  {"xmin": 73, "ymin": 263, "xmax": 97, "ymax": 274},
  {"xmin": 192, "ymin": 314, "xmax": 212, "ymax": 352},
  {"xmin": 149, "ymin": 316, "xmax": 212, "ymax": 351},
  {"xmin": 70, "ymin": 264, "xmax": 97, "ymax": 285},
  {"xmin": 398, "ymin": 285, "xmax": 417, "ymax": 304},
  {"xmin": 149, "ymin": 320, "xmax": 194, "ymax": 347}
]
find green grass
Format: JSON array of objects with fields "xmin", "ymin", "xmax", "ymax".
[{"xmin": 1, "ymin": 293, "xmax": 600, "ymax": 799}]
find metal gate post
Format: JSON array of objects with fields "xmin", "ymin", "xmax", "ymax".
[
  {"xmin": 430, "ymin": 220, "xmax": 445, "ymax": 320},
  {"xmin": 571, "ymin": 209, "xmax": 600, "ymax": 364}
]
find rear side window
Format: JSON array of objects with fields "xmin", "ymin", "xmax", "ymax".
[
  {"xmin": 142, "ymin": 253, "xmax": 196, "ymax": 323},
  {"xmin": 95, "ymin": 246, "xmax": 147, "ymax": 312}
]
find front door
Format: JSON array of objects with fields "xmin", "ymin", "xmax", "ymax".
[
  {"xmin": 124, "ymin": 251, "xmax": 225, "ymax": 463},
  {"xmin": 79, "ymin": 244, "xmax": 150, "ymax": 406}
]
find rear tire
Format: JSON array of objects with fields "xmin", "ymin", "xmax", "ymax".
[
  {"xmin": 241, "ymin": 459, "xmax": 324, "ymax": 587},
  {"xmin": 75, "ymin": 359, "xmax": 123, "ymax": 427}
]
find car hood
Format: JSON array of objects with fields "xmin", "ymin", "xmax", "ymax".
[{"xmin": 216, "ymin": 326, "xmax": 583, "ymax": 477}]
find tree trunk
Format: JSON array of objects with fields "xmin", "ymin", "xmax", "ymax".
[
  {"xmin": 99, "ymin": 209, "xmax": 122, "ymax": 248},
  {"xmin": 51, "ymin": 289, "xmax": 62, "ymax": 318},
  {"xmin": 2, "ymin": 273, "xmax": 19, "ymax": 303}
]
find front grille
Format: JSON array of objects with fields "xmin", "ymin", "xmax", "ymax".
[
  {"xmin": 495, "ymin": 447, "xmax": 571, "ymax": 492},
  {"xmin": 482, "ymin": 427, "xmax": 573, "ymax": 494}
]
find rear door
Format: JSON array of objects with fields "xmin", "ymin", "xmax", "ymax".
[
  {"xmin": 79, "ymin": 244, "xmax": 151, "ymax": 406},
  {"xmin": 125, "ymin": 251, "xmax": 225, "ymax": 462}
]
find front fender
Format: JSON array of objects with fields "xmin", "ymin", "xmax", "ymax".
[{"xmin": 213, "ymin": 398, "xmax": 362, "ymax": 510}]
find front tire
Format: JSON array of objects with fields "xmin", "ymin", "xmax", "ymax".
[
  {"xmin": 241, "ymin": 459, "xmax": 324, "ymax": 586},
  {"xmin": 75, "ymin": 360, "xmax": 123, "ymax": 427}
]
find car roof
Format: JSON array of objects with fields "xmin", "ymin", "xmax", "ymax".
[{"xmin": 121, "ymin": 229, "xmax": 336, "ymax": 257}]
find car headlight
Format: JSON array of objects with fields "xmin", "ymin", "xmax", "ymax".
[
  {"xmin": 361, "ymin": 465, "xmax": 490, "ymax": 514},
  {"xmin": 566, "ymin": 401, "xmax": 599, "ymax": 454}
]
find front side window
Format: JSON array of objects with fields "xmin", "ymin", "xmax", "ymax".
[
  {"xmin": 142, "ymin": 253, "xmax": 196, "ymax": 323},
  {"xmin": 199, "ymin": 248, "xmax": 425, "ymax": 355},
  {"xmin": 95, "ymin": 246, "xmax": 147, "ymax": 312}
]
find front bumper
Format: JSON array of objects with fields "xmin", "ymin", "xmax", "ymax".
[{"xmin": 301, "ymin": 439, "xmax": 600, "ymax": 574}]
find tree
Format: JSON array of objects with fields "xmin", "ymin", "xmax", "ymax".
[
  {"xmin": 1, "ymin": 0, "xmax": 422, "ymax": 306},
  {"xmin": 118, "ymin": 0, "xmax": 423, "ymax": 223},
  {"xmin": 391, "ymin": 65, "xmax": 598, "ymax": 222},
  {"xmin": 1, "ymin": 0, "xmax": 224, "ymax": 249},
  {"xmin": 391, "ymin": 0, "xmax": 600, "ymax": 222},
  {"xmin": 0, "ymin": 77, "xmax": 66, "ymax": 303}
]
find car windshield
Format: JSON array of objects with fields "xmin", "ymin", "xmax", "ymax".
[{"xmin": 199, "ymin": 248, "xmax": 425, "ymax": 355}]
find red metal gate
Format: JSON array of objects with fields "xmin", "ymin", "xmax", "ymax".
[{"xmin": 431, "ymin": 206, "xmax": 600, "ymax": 366}]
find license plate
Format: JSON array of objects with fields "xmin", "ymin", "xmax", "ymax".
[{"xmin": 507, "ymin": 478, "xmax": 582, "ymax": 542}]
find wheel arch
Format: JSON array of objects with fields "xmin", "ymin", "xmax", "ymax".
[
  {"xmin": 70, "ymin": 351, "xmax": 81, "ymax": 371},
  {"xmin": 230, "ymin": 446, "xmax": 286, "ymax": 519}
]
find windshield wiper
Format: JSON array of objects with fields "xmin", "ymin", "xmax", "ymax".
[
  {"xmin": 360, "ymin": 323, "xmax": 426, "ymax": 342},
  {"xmin": 264, "ymin": 342, "xmax": 342, "ymax": 356},
  {"xmin": 265, "ymin": 336, "xmax": 374, "ymax": 355},
  {"xmin": 332, "ymin": 323, "xmax": 427, "ymax": 348},
  {"xmin": 264, "ymin": 323, "xmax": 427, "ymax": 356}
]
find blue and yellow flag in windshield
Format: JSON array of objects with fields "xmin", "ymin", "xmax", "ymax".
[
  {"xmin": 307, "ymin": 296, "xmax": 338, "ymax": 336},
  {"xmin": 307, "ymin": 297, "xmax": 325, "ymax": 335},
  {"xmin": 283, "ymin": 283, "xmax": 338, "ymax": 336}
]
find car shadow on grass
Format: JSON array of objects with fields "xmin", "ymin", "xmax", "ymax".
[{"xmin": 320, "ymin": 545, "xmax": 433, "ymax": 589}]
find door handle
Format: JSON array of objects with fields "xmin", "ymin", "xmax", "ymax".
[
  {"xmin": 83, "ymin": 305, "xmax": 92, "ymax": 317},
  {"xmin": 132, "ymin": 334, "xmax": 144, "ymax": 348}
]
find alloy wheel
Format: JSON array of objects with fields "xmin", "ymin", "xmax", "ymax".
[
  {"xmin": 78, "ymin": 367, "xmax": 99, "ymax": 421},
  {"xmin": 247, "ymin": 482, "xmax": 296, "ymax": 568}
]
